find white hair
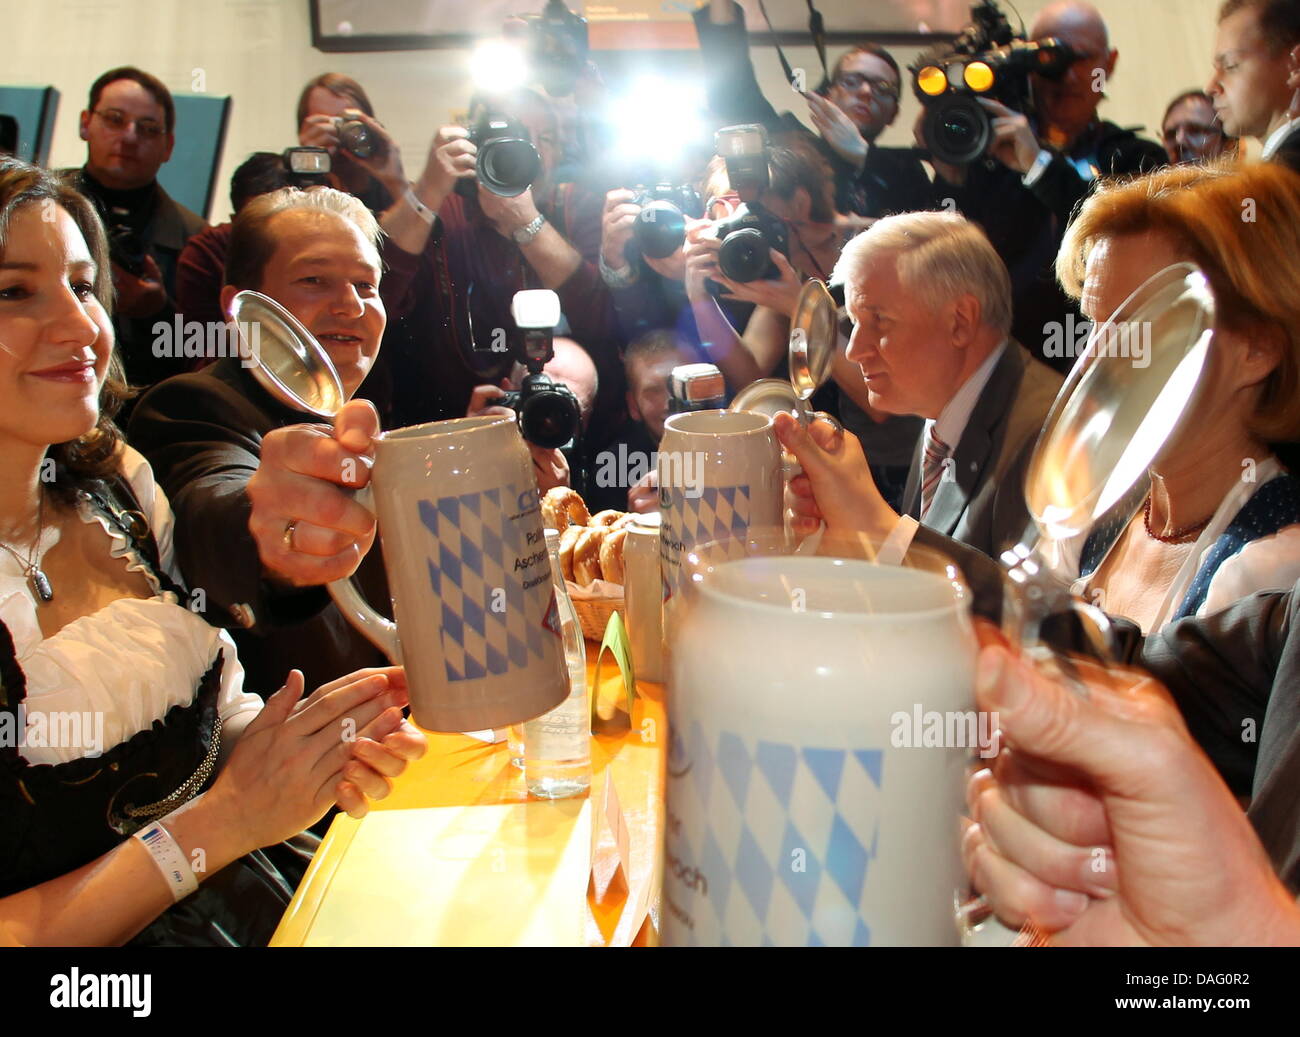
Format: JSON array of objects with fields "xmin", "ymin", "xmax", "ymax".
[{"xmin": 832, "ymin": 211, "xmax": 1014, "ymax": 337}]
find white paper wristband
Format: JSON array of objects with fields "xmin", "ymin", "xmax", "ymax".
[
  {"xmin": 403, "ymin": 186, "xmax": 436, "ymax": 226},
  {"xmin": 133, "ymin": 821, "xmax": 199, "ymax": 902}
]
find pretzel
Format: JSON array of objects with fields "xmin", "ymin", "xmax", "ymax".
[{"xmin": 541, "ymin": 487, "xmax": 591, "ymax": 533}]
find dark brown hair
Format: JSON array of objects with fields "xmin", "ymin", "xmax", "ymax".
[
  {"xmin": 295, "ymin": 73, "xmax": 375, "ymax": 130},
  {"xmin": 88, "ymin": 66, "xmax": 176, "ymax": 134},
  {"xmin": 1218, "ymin": 0, "xmax": 1300, "ymax": 51},
  {"xmin": 0, "ymin": 157, "xmax": 128, "ymax": 501}
]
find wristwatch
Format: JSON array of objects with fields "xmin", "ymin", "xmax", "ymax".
[{"xmin": 512, "ymin": 213, "xmax": 547, "ymax": 245}]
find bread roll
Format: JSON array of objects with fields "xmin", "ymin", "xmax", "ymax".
[
  {"xmin": 599, "ymin": 527, "xmax": 628, "ymax": 585},
  {"xmin": 542, "ymin": 487, "xmax": 591, "ymax": 533},
  {"xmin": 559, "ymin": 524, "xmax": 584, "ymax": 582},
  {"xmin": 573, "ymin": 526, "xmax": 609, "ymax": 586}
]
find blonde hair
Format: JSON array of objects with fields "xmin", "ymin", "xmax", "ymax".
[
  {"xmin": 225, "ymin": 186, "xmax": 382, "ymax": 291},
  {"xmin": 833, "ymin": 211, "xmax": 1013, "ymax": 336},
  {"xmin": 1057, "ymin": 161, "xmax": 1300, "ymax": 443}
]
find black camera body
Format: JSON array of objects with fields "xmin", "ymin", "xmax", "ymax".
[
  {"xmin": 107, "ymin": 223, "xmax": 149, "ymax": 278},
  {"xmin": 335, "ymin": 116, "xmax": 385, "ymax": 161},
  {"xmin": 457, "ymin": 111, "xmax": 543, "ymax": 200},
  {"xmin": 912, "ymin": 0, "xmax": 1075, "ymax": 166},
  {"xmin": 630, "ymin": 182, "xmax": 703, "ymax": 261},
  {"xmin": 500, "ymin": 373, "xmax": 582, "ymax": 450},
  {"xmin": 712, "ymin": 201, "xmax": 789, "ymax": 286}
]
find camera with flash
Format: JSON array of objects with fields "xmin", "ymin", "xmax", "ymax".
[{"xmin": 496, "ymin": 290, "xmax": 582, "ymax": 450}]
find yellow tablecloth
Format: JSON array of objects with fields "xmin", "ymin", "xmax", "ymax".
[{"xmin": 270, "ymin": 644, "xmax": 666, "ymax": 947}]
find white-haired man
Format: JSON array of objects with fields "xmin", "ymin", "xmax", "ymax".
[{"xmin": 779, "ymin": 211, "xmax": 1063, "ymax": 560}]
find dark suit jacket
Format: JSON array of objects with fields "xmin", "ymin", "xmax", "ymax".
[
  {"xmin": 901, "ymin": 344, "xmax": 1063, "ymax": 559},
  {"xmin": 692, "ymin": 3, "xmax": 935, "ymax": 220},
  {"xmin": 128, "ymin": 359, "xmax": 389, "ymax": 695}
]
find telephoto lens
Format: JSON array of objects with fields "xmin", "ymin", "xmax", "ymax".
[{"xmin": 713, "ymin": 203, "xmax": 789, "ymax": 284}]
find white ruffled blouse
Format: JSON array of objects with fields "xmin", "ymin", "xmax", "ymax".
[{"xmin": 0, "ymin": 448, "xmax": 263, "ymax": 766}]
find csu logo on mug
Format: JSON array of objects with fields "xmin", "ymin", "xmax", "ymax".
[{"xmin": 516, "ymin": 488, "xmax": 536, "ymax": 512}]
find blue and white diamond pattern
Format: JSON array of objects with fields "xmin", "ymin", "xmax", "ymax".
[
  {"xmin": 418, "ymin": 485, "xmax": 550, "ymax": 683},
  {"xmin": 662, "ymin": 485, "xmax": 754, "ymax": 598},
  {"xmin": 667, "ymin": 725, "xmax": 884, "ymax": 946},
  {"xmin": 678, "ymin": 485, "xmax": 753, "ymax": 554}
]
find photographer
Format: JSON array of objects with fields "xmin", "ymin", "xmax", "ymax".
[
  {"xmin": 695, "ymin": 0, "xmax": 934, "ymax": 220},
  {"xmin": 377, "ymin": 88, "xmax": 621, "ymax": 439},
  {"xmin": 65, "ymin": 66, "xmax": 208, "ymax": 395},
  {"xmin": 1161, "ymin": 89, "xmax": 1237, "ymax": 165},
  {"xmin": 923, "ymin": 2, "xmax": 1165, "ymax": 372},
  {"xmin": 174, "ymin": 152, "xmax": 294, "ymax": 334},
  {"xmin": 465, "ymin": 335, "xmax": 598, "ymax": 495}
]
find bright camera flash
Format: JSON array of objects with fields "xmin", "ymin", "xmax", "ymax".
[
  {"xmin": 511, "ymin": 289, "xmax": 562, "ymax": 330},
  {"xmin": 965, "ymin": 61, "xmax": 995, "ymax": 92},
  {"xmin": 471, "ymin": 40, "xmax": 528, "ymax": 93},
  {"xmin": 917, "ymin": 66, "xmax": 947, "ymax": 96}
]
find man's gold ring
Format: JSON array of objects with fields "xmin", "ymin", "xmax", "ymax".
[{"xmin": 283, "ymin": 520, "xmax": 298, "ymax": 552}]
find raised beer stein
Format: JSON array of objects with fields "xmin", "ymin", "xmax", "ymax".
[
  {"xmin": 662, "ymin": 535, "xmax": 978, "ymax": 947},
  {"xmin": 656, "ymin": 410, "xmax": 783, "ymax": 604},
  {"xmin": 328, "ymin": 416, "xmax": 569, "ymax": 733}
]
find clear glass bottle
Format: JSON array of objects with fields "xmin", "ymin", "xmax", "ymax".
[
  {"xmin": 507, "ymin": 725, "xmax": 526, "ymax": 769},
  {"xmin": 524, "ymin": 529, "xmax": 592, "ymax": 799}
]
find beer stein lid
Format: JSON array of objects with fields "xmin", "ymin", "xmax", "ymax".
[{"xmin": 229, "ymin": 290, "xmax": 346, "ymax": 419}]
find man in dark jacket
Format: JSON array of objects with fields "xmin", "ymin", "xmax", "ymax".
[
  {"xmin": 927, "ymin": 2, "xmax": 1166, "ymax": 374},
  {"xmin": 694, "ymin": 0, "xmax": 935, "ymax": 220},
  {"xmin": 129, "ymin": 186, "xmax": 390, "ymax": 695},
  {"xmin": 66, "ymin": 66, "xmax": 208, "ymax": 394}
]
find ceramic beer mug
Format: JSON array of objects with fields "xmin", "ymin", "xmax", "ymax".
[
  {"xmin": 328, "ymin": 415, "xmax": 569, "ymax": 733},
  {"xmin": 662, "ymin": 539, "xmax": 978, "ymax": 947},
  {"xmin": 657, "ymin": 410, "xmax": 784, "ymax": 603}
]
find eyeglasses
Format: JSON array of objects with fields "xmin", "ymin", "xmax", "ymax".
[
  {"xmin": 92, "ymin": 109, "xmax": 166, "ymax": 140},
  {"xmin": 833, "ymin": 73, "xmax": 900, "ymax": 101}
]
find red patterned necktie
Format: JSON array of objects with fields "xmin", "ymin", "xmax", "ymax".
[{"xmin": 920, "ymin": 426, "xmax": 952, "ymax": 520}]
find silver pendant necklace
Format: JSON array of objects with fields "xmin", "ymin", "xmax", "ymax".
[{"xmin": 0, "ymin": 490, "xmax": 53, "ymax": 604}]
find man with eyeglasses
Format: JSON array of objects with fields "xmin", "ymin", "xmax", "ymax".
[
  {"xmin": 1207, "ymin": 0, "xmax": 1300, "ymax": 173},
  {"xmin": 1161, "ymin": 90, "xmax": 1238, "ymax": 165},
  {"xmin": 65, "ymin": 66, "xmax": 207, "ymax": 395},
  {"xmin": 696, "ymin": 0, "xmax": 935, "ymax": 220},
  {"xmin": 927, "ymin": 2, "xmax": 1165, "ymax": 376}
]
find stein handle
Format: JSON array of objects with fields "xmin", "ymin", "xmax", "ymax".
[{"xmin": 326, "ymin": 484, "xmax": 402, "ymax": 663}]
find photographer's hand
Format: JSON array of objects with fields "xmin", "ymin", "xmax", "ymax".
[
  {"xmin": 467, "ymin": 384, "xmax": 570, "ymax": 493},
  {"xmin": 419, "ymin": 126, "xmax": 476, "ymax": 208},
  {"xmin": 806, "ymin": 91, "xmax": 869, "ymax": 172},
  {"xmin": 601, "ymin": 189, "xmax": 641, "ymax": 274},
  {"xmin": 299, "ymin": 113, "xmax": 341, "ymax": 153},
  {"xmin": 683, "ymin": 223, "xmax": 723, "ymax": 305},
  {"xmin": 335, "ymin": 109, "xmax": 407, "ymax": 198},
  {"xmin": 979, "ymin": 98, "xmax": 1042, "ymax": 175},
  {"xmin": 711, "ymin": 249, "xmax": 803, "ymax": 318},
  {"xmin": 111, "ymin": 254, "xmax": 168, "ymax": 319}
]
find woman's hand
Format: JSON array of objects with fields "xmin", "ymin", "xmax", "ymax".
[
  {"xmin": 205, "ymin": 667, "xmax": 406, "ymax": 850},
  {"xmin": 710, "ymin": 250, "xmax": 804, "ymax": 318},
  {"xmin": 332, "ymin": 669, "xmax": 428, "ymax": 819}
]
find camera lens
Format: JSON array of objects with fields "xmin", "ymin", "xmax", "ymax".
[
  {"xmin": 477, "ymin": 138, "xmax": 542, "ymax": 198},
  {"xmin": 519, "ymin": 389, "xmax": 581, "ymax": 450},
  {"xmin": 338, "ymin": 120, "xmax": 377, "ymax": 160},
  {"xmin": 925, "ymin": 98, "xmax": 991, "ymax": 166},
  {"xmin": 717, "ymin": 227, "xmax": 770, "ymax": 283},
  {"xmin": 633, "ymin": 202, "xmax": 687, "ymax": 260}
]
